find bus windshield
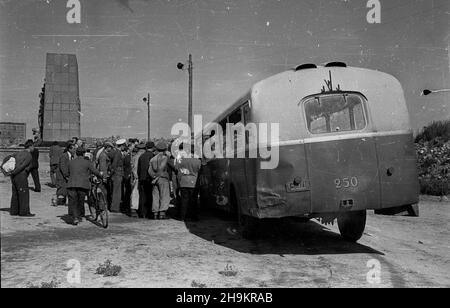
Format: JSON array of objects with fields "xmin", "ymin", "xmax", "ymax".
[{"xmin": 304, "ymin": 93, "xmax": 366, "ymax": 134}]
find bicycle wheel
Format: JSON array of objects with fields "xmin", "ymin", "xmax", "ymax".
[
  {"xmin": 88, "ymin": 192, "xmax": 99, "ymax": 221},
  {"xmin": 98, "ymin": 191, "xmax": 109, "ymax": 229}
]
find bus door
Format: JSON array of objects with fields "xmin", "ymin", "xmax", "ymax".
[
  {"xmin": 303, "ymin": 93, "xmax": 381, "ymax": 213},
  {"xmin": 208, "ymin": 119, "xmax": 231, "ymax": 211}
]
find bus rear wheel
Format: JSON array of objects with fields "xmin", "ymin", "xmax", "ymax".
[{"xmin": 337, "ymin": 210, "xmax": 366, "ymax": 242}]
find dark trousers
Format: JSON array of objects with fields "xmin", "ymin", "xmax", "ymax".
[
  {"xmin": 121, "ymin": 177, "xmax": 132, "ymax": 213},
  {"xmin": 138, "ymin": 180, "xmax": 152, "ymax": 218},
  {"xmin": 10, "ymin": 172, "xmax": 31, "ymax": 216},
  {"xmin": 68, "ymin": 188, "xmax": 88, "ymax": 220},
  {"xmin": 50, "ymin": 164, "xmax": 58, "ymax": 186},
  {"xmin": 180, "ymin": 187, "xmax": 198, "ymax": 221},
  {"xmin": 111, "ymin": 175, "xmax": 123, "ymax": 212},
  {"xmin": 30, "ymin": 168, "xmax": 41, "ymax": 191}
]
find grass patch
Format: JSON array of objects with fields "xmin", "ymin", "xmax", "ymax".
[
  {"xmin": 95, "ymin": 260, "xmax": 122, "ymax": 277},
  {"xmin": 191, "ymin": 280, "xmax": 207, "ymax": 288},
  {"xmin": 26, "ymin": 278, "xmax": 60, "ymax": 288},
  {"xmin": 219, "ymin": 264, "xmax": 238, "ymax": 277}
]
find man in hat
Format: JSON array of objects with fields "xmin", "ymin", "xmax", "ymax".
[
  {"xmin": 5, "ymin": 140, "xmax": 35, "ymax": 217},
  {"xmin": 109, "ymin": 139, "xmax": 126, "ymax": 213},
  {"xmin": 137, "ymin": 141, "xmax": 155, "ymax": 218},
  {"xmin": 49, "ymin": 141, "xmax": 63, "ymax": 187},
  {"xmin": 174, "ymin": 144, "xmax": 202, "ymax": 221},
  {"xmin": 130, "ymin": 143, "xmax": 146, "ymax": 216},
  {"xmin": 56, "ymin": 142, "xmax": 76, "ymax": 207},
  {"xmin": 66, "ymin": 147, "xmax": 104, "ymax": 225},
  {"xmin": 28, "ymin": 141, "xmax": 41, "ymax": 192},
  {"xmin": 149, "ymin": 141, "xmax": 171, "ymax": 219}
]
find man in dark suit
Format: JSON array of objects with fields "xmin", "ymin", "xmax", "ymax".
[
  {"xmin": 110, "ymin": 139, "xmax": 126, "ymax": 213},
  {"xmin": 29, "ymin": 142, "xmax": 41, "ymax": 192},
  {"xmin": 4, "ymin": 140, "xmax": 35, "ymax": 217},
  {"xmin": 56, "ymin": 143, "xmax": 76, "ymax": 206},
  {"xmin": 67, "ymin": 148, "xmax": 103, "ymax": 225},
  {"xmin": 49, "ymin": 141, "xmax": 63, "ymax": 187},
  {"xmin": 137, "ymin": 141, "xmax": 154, "ymax": 218},
  {"xmin": 122, "ymin": 146, "xmax": 132, "ymax": 214},
  {"xmin": 174, "ymin": 145, "xmax": 202, "ymax": 221}
]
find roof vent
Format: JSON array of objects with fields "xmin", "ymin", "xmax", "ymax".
[
  {"xmin": 325, "ymin": 62, "xmax": 347, "ymax": 68},
  {"xmin": 295, "ymin": 63, "xmax": 317, "ymax": 71}
]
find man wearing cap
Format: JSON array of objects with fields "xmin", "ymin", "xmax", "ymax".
[
  {"xmin": 4, "ymin": 140, "xmax": 35, "ymax": 217},
  {"xmin": 149, "ymin": 141, "xmax": 171, "ymax": 219},
  {"xmin": 67, "ymin": 147, "xmax": 104, "ymax": 225},
  {"xmin": 122, "ymin": 144, "xmax": 133, "ymax": 214},
  {"xmin": 110, "ymin": 139, "xmax": 126, "ymax": 213},
  {"xmin": 93, "ymin": 141, "xmax": 111, "ymax": 202},
  {"xmin": 137, "ymin": 141, "xmax": 155, "ymax": 218}
]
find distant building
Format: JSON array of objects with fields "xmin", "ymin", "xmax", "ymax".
[
  {"xmin": 41, "ymin": 53, "xmax": 81, "ymax": 142},
  {"xmin": 0, "ymin": 122, "xmax": 26, "ymax": 146}
]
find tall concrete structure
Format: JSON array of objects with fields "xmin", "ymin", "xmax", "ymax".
[{"xmin": 42, "ymin": 53, "xmax": 81, "ymax": 142}]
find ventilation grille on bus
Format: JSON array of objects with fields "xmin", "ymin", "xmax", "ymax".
[
  {"xmin": 325, "ymin": 62, "xmax": 347, "ymax": 68},
  {"xmin": 294, "ymin": 63, "xmax": 317, "ymax": 71}
]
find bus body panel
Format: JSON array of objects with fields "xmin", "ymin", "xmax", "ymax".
[
  {"xmin": 305, "ymin": 137, "xmax": 380, "ymax": 213},
  {"xmin": 376, "ymin": 133, "xmax": 420, "ymax": 208},
  {"xmin": 249, "ymin": 144, "xmax": 310, "ymax": 218},
  {"xmin": 198, "ymin": 65, "xmax": 419, "ymax": 220}
]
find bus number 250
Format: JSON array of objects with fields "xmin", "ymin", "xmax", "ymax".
[{"xmin": 335, "ymin": 177, "xmax": 358, "ymax": 189}]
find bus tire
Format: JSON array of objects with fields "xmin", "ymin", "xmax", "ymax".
[
  {"xmin": 231, "ymin": 186, "xmax": 258, "ymax": 239},
  {"xmin": 337, "ymin": 210, "xmax": 366, "ymax": 242},
  {"xmin": 238, "ymin": 210, "xmax": 258, "ymax": 240}
]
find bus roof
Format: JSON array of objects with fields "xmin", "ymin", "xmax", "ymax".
[{"xmin": 199, "ymin": 65, "xmax": 410, "ymax": 140}]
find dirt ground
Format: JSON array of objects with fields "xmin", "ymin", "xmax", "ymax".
[{"xmin": 1, "ymin": 170, "xmax": 449, "ymax": 288}]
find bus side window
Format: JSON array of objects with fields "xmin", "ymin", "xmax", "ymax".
[
  {"xmin": 243, "ymin": 102, "xmax": 251, "ymax": 145},
  {"xmin": 219, "ymin": 119, "xmax": 227, "ymax": 153}
]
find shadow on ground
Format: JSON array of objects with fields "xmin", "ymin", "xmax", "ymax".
[{"xmin": 184, "ymin": 210, "xmax": 384, "ymax": 256}]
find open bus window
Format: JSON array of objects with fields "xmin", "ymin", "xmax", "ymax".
[
  {"xmin": 304, "ymin": 93, "xmax": 366, "ymax": 134},
  {"xmin": 228, "ymin": 108, "xmax": 242, "ymax": 125},
  {"xmin": 243, "ymin": 103, "xmax": 251, "ymax": 125}
]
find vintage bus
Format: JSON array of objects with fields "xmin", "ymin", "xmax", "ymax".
[{"xmin": 197, "ymin": 62, "xmax": 419, "ymax": 242}]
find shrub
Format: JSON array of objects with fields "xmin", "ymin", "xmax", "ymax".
[
  {"xmin": 415, "ymin": 119, "xmax": 450, "ymax": 196},
  {"xmin": 415, "ymin": 119, "xmax": 450, "ymax": 143}
]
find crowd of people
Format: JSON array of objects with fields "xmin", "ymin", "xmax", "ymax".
[{"xmin": 2, "ymin": 137, "xmax": 203, "ymax": 226}]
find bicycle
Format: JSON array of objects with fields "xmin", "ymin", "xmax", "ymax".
[{"xmin": 88, "ymin": 176, "xmax": 109, "ymax": 228}]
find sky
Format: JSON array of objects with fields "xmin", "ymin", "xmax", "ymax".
[{"xmin": 0, "ymin": 0, "xmax": 449, "ymax": 139}]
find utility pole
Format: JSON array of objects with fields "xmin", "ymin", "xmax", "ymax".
[
  {"xmin": 143, "ymin": 93, "xmax": 151, "ymax": 141},
  {"xmin": 188, "ymin": 54, "xmax": 193, "ymax": 139},
  {"xmin": 178, "ymin": 54, "xmax": 194, "ymax": 143}
]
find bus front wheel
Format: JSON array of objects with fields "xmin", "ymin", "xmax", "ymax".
[
  {"xmin": 238, "ymin": 210, "xmax": 258, "ymax": 240},
  {"xmin": 337, "ymin": 210, "xmax": 366, "ymax": 242}
]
